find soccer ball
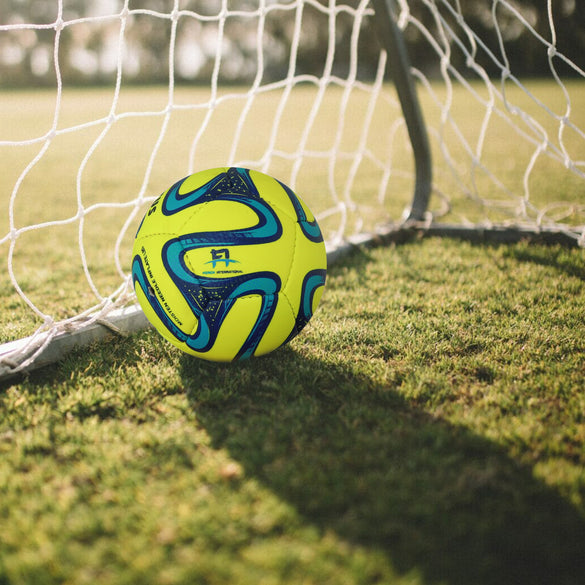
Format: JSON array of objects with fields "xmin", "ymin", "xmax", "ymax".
[{"xmin": 131, "ymin": 167, "xmax": 327, "ymax": 362}]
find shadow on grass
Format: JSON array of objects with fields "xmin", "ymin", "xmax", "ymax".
[
  {"xmin": 502, "ymin": 244, "xmax": 585, "ymax": 281},
  {"xmin": 182, "ymin": 349, "xmax": 585, "ymax": 585}
]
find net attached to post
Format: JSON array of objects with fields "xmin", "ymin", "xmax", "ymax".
[
  {"xmin": 1, "ymin": 0, "xmax": 584, "ymax": 377},
  {"xmin": 397, "ymin": 0, "xmax": 585, "ymax": 241}
]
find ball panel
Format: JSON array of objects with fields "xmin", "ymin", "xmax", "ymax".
[
  {"xmin": 253, "ymin": 292, "xmax": 297, "ymax": 357},
  {"xmin": 185, "ymin": 295, "xmax": 264, "ymax": 361},
  {"xmin": 131, "ymin": 167, "xmax": 327, "ymax": 362},
  {"xmin": 162, "ymin": 168, "xmax": 229, "ymax": 216},
  {"xmin": 165, "ymin": 290, "xmax": 297, "ymax": 361},
  {"xmin": 134, "ymin": 274, "xmax": 192, "ymax": 350},
  {"xmin": 134, "ymin": 200, "xmax": 176, "ymax": 239},
  {"xmin": 284, "ymin": 227, "xmax": 327, "ymax": 308},
  {"xmin": 182, "ymin": 228, "xmax": 295, "ymax": 284},
  {"xmin": 282, "ymin": 268, "xmax": 326, "ymax": 343},
  {"xmin": 311, "ymin": 283, "xmax": 325, "ymax": 314},
  {"xmin": 257, "ymin": 172, "xmax": 323, "ymax": 244},
  {"xmin": 132, "ymin": 236, "xmax": 197, "ymax": 340},
  {"xmin": 176, "ymin": 199, "xmax": 261, "ymax": 238},
  {"xmin": 208, "ymin": 294, "xmax": 285, "ymax": 361},
  {"xmin": 246, "ymin": 169, "xmax": 299, "ymax": 221}
]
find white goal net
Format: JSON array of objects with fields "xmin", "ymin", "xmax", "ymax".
[{"xmin": 1, "ymin": 0, "xmax": 584, "ymax": 377}]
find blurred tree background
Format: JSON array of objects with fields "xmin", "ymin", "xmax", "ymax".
[{"xmin": 0, "ymin": 0, "xmax": 583, "ymax": 87}]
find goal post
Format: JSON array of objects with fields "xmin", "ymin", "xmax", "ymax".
[
  {"xmin": 1, "ymin": 0, "xmax": 584, "ymax": 379},
  {"xmin": 399, "ymin": 0, "xmax": 585, "ymax": 245},
  {"xmin": 371, "ymin": 0, "xmax": 432, "ymax": 223}
]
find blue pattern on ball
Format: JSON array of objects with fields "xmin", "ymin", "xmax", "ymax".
[
  {"xmin": 134, "ymin": 168, "xmax": 291, "ymax": 360},
  {"xmin": 133, "ymin": 167, "xmax": 325, "ymax": 360}
]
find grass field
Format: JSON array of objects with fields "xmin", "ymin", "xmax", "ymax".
[
  {"xmin": 1, "ymin": 80, "xmax": 585, "ymax": 584},
  {"xmin": 2, "ymin": 80, "xmax": 584, "ymax": 340},
  {"xmin": 1, "ymin": 238, "xmax": 585, "ymax": 585}
]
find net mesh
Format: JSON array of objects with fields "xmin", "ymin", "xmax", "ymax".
[
  {"xmin": 1, "ymin": 0, "xmax": 584, "ymax": 375},
  {"xmin": 398, "ymin": 0, "xmax": 585, "ymax": 233}
]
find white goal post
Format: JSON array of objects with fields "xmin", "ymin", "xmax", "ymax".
[{"xmin": 1, "ymin": 0, "xmax": 584, "ymax": 378}]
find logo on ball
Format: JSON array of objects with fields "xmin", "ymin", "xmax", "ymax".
[{"xmin": 207, "ymin": 248, "xmax": 237, "ymax": 268}]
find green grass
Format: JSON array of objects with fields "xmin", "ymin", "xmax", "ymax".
[
  {"xmin": 1, "ymin": 79, "xmax": 585, "ymax": 584},
  {"xmin": 2, "ymin": 238, "xmax": 585, "ymax": 585}
]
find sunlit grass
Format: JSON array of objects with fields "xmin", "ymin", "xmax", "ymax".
[
  {"xmin": 1, "ymin": 78, "xmax": 585, "ymax": 585},
  {"xmin": 1, "ymin": 238, "xmax": 584, "ymax": 585}
]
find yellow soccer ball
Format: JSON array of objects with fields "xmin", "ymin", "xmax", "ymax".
[{"xmin": 131, "ymin": 167, "xmax": 327, "ymax": 362}]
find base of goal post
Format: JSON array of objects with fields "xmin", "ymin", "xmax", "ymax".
[
  {"xmin": 0, "ymin": 228, "xmax": 413, "ymax": 381},
  {"xmin": 329, "ymin": 223, "xmax": 584, "ymax": 258},
  {"xmin": 419, "ymin": 224, "xmax": 583, "ymax": 248},
  {"xmin": 0, "ymin": 305, "xmax": 151, "ymax": 382},
  {"xmin": 0, "ymin": 221, "xmax": 580, "ymax": 381},
  {"xmin": 0, "ymin": 239, "xmax": 368, "ymax": 380}
]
